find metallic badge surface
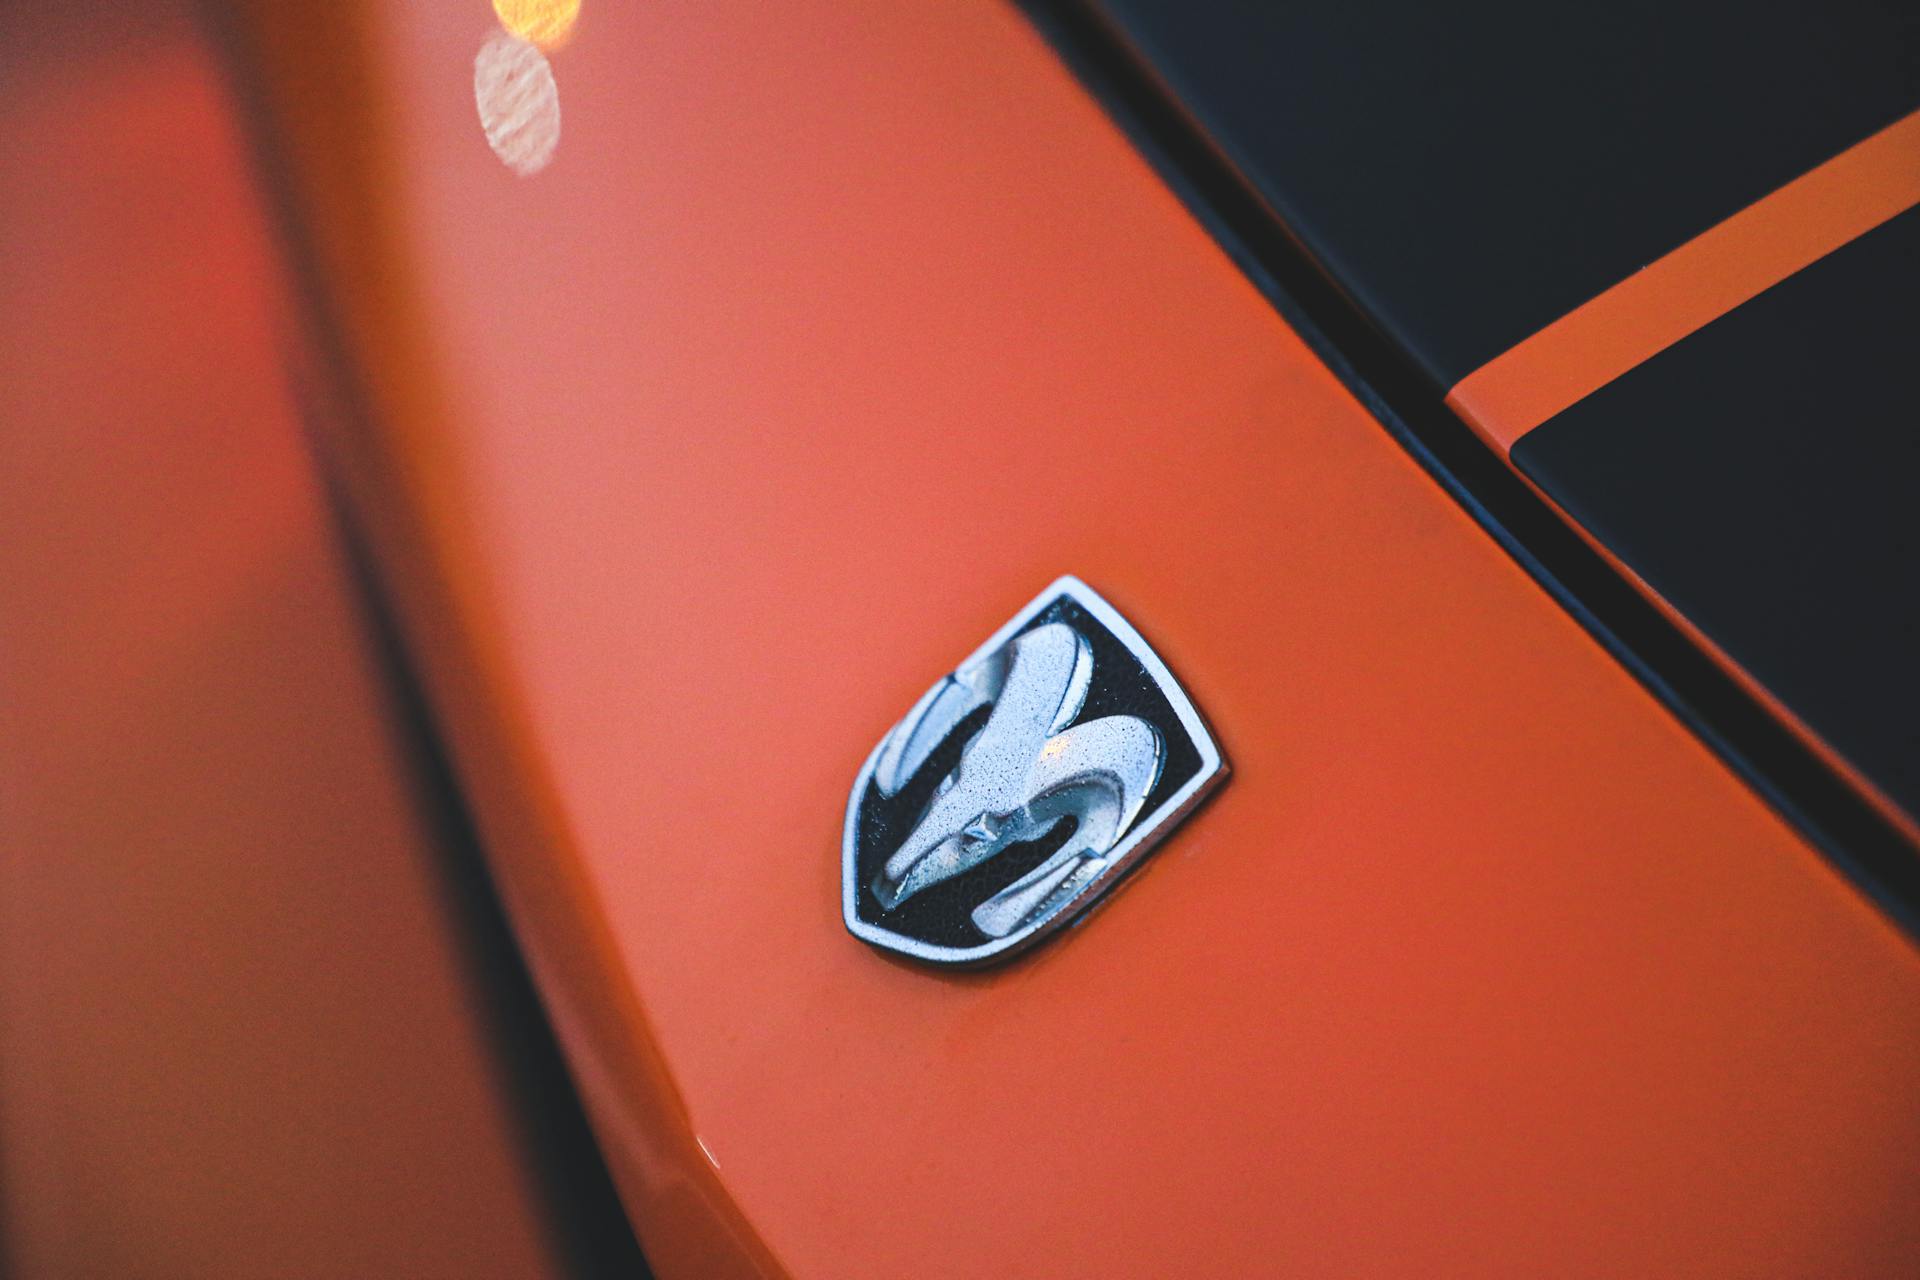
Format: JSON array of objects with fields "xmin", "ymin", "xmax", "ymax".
[{"xmin": 843, "ymin": 577, "xmax": 1227, "ymax": 966}]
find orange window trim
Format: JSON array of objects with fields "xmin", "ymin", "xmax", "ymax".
[{"xmin": 1447, "ymin": 106, "xmax": 1920, "ymax": 453}]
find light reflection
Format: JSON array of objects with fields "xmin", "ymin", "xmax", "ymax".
[
  {"xmin": 492, "ymin": 0, "xmax": 581, "ymax": 50},
  {"xmin": 474, "ymin": 31, "xmax": 561, "ymax": 176}
]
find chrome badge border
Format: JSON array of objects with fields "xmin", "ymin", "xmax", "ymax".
[{"xmin": 841, "ymin": 575, "xmax": 1228, "ymax": 966}]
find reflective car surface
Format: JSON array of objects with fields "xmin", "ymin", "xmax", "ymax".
[{"xmin": 6, "ymin": 1, "xmax": 1918, "ymax": 1276}]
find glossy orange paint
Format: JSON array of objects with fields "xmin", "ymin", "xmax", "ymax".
[
  {"xmin": 225, "ymin": 2, "xmax": 1920, "ymax": 1276},
  {"xmin": 0, "ymin": 3, "xmax": 580, "ymax": 1274}
]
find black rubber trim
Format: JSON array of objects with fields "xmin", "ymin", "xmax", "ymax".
[{"xmin": 1020, "ymin": 0, "xmax": 1920, "ymax": 941}]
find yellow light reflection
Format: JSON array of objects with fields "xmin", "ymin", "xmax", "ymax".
[{"xmin": 492, "ymin": 0, "xmax": 580, "ymax": 50}]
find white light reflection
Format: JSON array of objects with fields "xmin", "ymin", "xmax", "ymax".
[{"xmin": 474, "ymin": 30, "xmax": 561, "ymax": 176}]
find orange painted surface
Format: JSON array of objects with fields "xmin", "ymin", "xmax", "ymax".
[
  {"xmin": 227, "ymin": 2, "xmax": 1920, "ymax": 1277},
  {"xmin": 0, "ymin": 5, "xmax": 578, "ymax": 1275},
  {"xmin": 1448, "ymin": 106, "xmax": 1920, "ymax": 452}
]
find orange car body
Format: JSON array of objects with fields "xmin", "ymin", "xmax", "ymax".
[
  {"xmin": 7, "ymin": 1, "xmax": 1918, "ymax": 1276},
  {"xmin": 219, "ymin": 1, "xmax": 1920, "ymax": 1276}
]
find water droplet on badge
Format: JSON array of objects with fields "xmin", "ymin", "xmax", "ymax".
[{"xmin": 474, "ymin": 30, "xmax": 560, "ymax": 176}]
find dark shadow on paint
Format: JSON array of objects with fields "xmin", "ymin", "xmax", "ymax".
[{"xmin": 314, "ymin": 465, "xmax": 656, "ymax": 1280}]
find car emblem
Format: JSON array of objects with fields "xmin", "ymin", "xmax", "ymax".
[{"xmin": 843, "ymin": 576, "xmax": 1227, "ymax": 965}]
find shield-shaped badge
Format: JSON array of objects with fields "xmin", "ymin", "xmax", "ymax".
[{"xmin": 843, "ymin": 576, "xmax": 1227, "ymax": 965}]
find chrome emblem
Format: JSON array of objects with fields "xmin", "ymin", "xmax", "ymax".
[{"xmin": 843, "ymin": 577, "xmax": 1227, "ymax": 965}]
